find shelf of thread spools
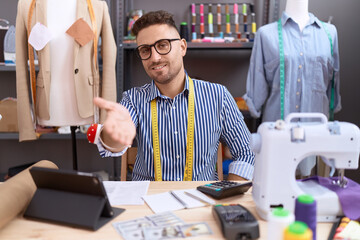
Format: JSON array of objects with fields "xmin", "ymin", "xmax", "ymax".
[
  {"xmin": 121, "ymin": 41, "xmax": 253, "ymax": 50},
  {"xmin": 187, "ymin": 2, "xmax": 256, "ymax": 45},
  {"xmin": 121, "ymin": 2, "xmax": 255, "ymax": 50}
]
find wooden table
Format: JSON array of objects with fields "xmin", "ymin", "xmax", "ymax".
[{"xmin": 0, "ymin": 181, "xmax": 332, "ymax": 239}]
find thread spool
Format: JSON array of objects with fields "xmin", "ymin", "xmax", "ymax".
[
  {"xmin": 268, "ymin": 208, "xmax": 295, "ymax": 240},
  {"xmin": 192, "ymin": 32, "xmax": 197, "ymax": 41},
  {"xmin": 284, "ymin": 221, "xmax": 312, "ymax": 240},
  {"xmin": 180, "ymin": 22, "xmax": 189, "ymax": 42},
  {"xmin": 295, "ymin": 194, "xmax": 317, "ymax": 240}
]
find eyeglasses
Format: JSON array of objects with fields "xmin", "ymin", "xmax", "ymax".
[{"xmin": 136, "ymin": 38, "xmax": 181, "ymax": 60}]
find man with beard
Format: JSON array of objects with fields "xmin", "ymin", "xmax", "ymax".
[{"xmin": 94, "ymin": 10, "xmax": 254, "ymax": 181}]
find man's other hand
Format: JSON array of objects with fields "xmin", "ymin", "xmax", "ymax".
[{"xmin": 227, "ymin": 173, "xmax": 247, "ymax": 181}]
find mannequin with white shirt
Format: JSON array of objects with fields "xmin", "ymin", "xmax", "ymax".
[
  {"xmin": 16, "ymin": 0, "xmax": 117, "ymax": 142},
  {"xmin": 284, "ymin": 0, "xmax": 309, "ymax": 32},
  {"xmin": 39, "ymin": 0, "xmax": 92, "ymax": 127}
]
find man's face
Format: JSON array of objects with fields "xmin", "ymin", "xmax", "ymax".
[{"xmin": 136, "ymin": 24, "xmax": 187, "ymax": 85}]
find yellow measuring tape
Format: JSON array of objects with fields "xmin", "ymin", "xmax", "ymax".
[
  {"xmin": 86, "ymin": 0, "xmax": 98, "ymax": 71},
  {"xmin": 184, "ymin": 77, "xmax": 195, "ymax": 181},
  {"xmin": 27, "ymin": 0, "xmax": 37, "ymax": 114},
  {"xmin": 151, "ymin": 77, "xmax": 195, "ymax": 181},
  {"xmin": 27, "ymin": 0, "xmax": 98, "ymax": 113},
  {"xmin": 151, "ymin": 99, "xmax": 162, "ymax": 181}
]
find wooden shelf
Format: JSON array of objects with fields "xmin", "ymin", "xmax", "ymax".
[
  {"xmin": 0, "ymin": 132, "xmax": 88, "ymax": 140},
  {"xmin": 0, "ymin": 65, "xmax": 102, "ymax": 72},
  {"xmin": 0, "ymin": 65, "xmax": 16, "ymax": 71}
]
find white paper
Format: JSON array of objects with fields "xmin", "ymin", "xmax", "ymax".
[
  {"xmin": 142, "ymin": 189, "xmax": 207, "ymax": 214},
  {"xmin": 170, "ymin": 190, "xmax": 205, "ymax": 208},
  {"xmin": 184, "ymin": 189, "xmax": 216, "ymax": 205},
  {"xmin": 103, "ymin": 181, "xmax": 150, "ymax": 206},
  {"xmin": 143, "ymin": 192, "xmax": 185, "ymax": 214},
  {"xmin": 28, "ymin": 22, "xmax": 53, "ymax": 51},
  {"xmin": 338, "ymin": 220, "xmax": 360, "ymax": 239}
]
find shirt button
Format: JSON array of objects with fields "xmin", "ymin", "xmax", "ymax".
[
  {"xmin": 296, "ymin": 92, "xmax": 300, "ymax": 95},
  {"xmin": 299, "ymin": 65, "xmax": 302, "ymax": 69},
  {"xmin": 174, "ymin": 131, "xmax": 178, "ymax": 135},
  {"xmin": 300, "ymin": 52, "xmax": 303, "ymax": 56},
  {"xmin": 173, "ymin": 106, "xmax": 176, "ymax": 110},
  {"xmin": 297, "ymin": 79, "xmax": 301, "ymax": 82},
  {"xmin": 296, "ymin": 105, "xmax": 299, "ymax": 109},
  {"xmin": 176, "ymin": 155, "xmax": 180, "ymax": 159},
  {"xmin": 177, "ymin": 178, "xmax": 181, "ymax": 181},
  {"xmin": 74, "ymin": 68, "xmax": 79, "ymax": 74}
]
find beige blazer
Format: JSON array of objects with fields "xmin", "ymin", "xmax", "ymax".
[{"xmin": 15, "ymin": 0, "xmax": 117, "ymax": 142}]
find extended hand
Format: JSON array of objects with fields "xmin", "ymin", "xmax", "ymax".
[
  {"xmin": 94, "ymin": 97, "xmax": 136, "ymax": 149},
  {"xmin": 227, "ymin": 173, "xmax": 247, "ymax": 181}
]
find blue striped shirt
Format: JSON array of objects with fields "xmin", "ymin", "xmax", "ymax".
[
  {"xmin": 244, "ymin": 12, "xmax": 341, "ymax": 122},
  {"xmin": 97, "ymin": 73, "xmax": 255, "ymax": 181}
]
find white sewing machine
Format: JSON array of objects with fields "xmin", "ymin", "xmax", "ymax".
[{"xmin": 251, "ymin": 113, "xmax": 360, "ymax": 222}]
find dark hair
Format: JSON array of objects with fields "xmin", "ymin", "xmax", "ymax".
[{"xmin": 131, "ymin": 10, "xmax": 178, "ymax": 37}]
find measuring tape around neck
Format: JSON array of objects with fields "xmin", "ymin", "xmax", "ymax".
[
  {"xmin": 27, "ymin": 0, "xmax": 98, "ymax": 115},
  {"xmin": 151, "ymin": 77, "xmax": 195, "ymax": 181},
  {"xmin": 277, "ymin": 18, "xmax": 335, "ymax": 120}
]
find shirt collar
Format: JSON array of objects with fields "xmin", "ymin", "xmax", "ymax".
[
  {"xmin": 281, "ymin": 11, "xmax": 321, "ymax": 28},
  {"xmin": 146, "ymin": 71, "xmax": 190, "ymax": 102}
]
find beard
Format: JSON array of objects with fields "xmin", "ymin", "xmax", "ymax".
[{"xmin": 146, "ymin": 60, "xmax": 177, "ymax": 85}]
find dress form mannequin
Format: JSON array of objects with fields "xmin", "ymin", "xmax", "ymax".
[
  {"xmin": 244, "ymin": 0, "xmax": 341, "ymax": 176},
  {"xmin": 16, "ymin": 0, "xmax": 117, "ymax": 142},
  {"xmin": 38, "ymin": 0, "xmax": 92, "ymax": 127},
  {"xmin": 284, "ymin": 0, "xmax": 309, "ymax": 31}
]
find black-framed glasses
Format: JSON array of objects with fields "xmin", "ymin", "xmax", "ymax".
[{"xmin": 136, "ymin": 38, "xmax": 181, "ymax": 60}]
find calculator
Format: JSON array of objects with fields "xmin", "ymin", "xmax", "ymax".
[
  {"xmin": 213, "ymin": 204, "xmax": 260, "ymax": 240},
  {"xmin": 196, "ymin": 181, "xmax": 252, "ymax": 199}
]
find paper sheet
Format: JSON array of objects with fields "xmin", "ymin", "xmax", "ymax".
[
  {"xmin": 170, "ymin": 190, "xmax": 206, "ymax": 208},
  {"xmin": 338, "ymin": 220, "xmax": 360, "ymax": 239},
  {"xmin": 103, "ymin": 181, "xmax": 150, "ymax": 205},
  {"xmin": 142, "ymin": 189, "xmax": 209, "ymax": 214},
  {"xmin": 143, "ymin": 192, "xmax": 185, "ymax": 213},
  {"xmin": 28, "ymin": 22, "xmax": 52, "ymax": 51},
  {"xmin": 184, "ymin": 189, "xmax": 216, "ymax": 205}
]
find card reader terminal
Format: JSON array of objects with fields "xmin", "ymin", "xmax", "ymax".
[{"xmin": 213, "ymin": 204, "xmax": 260, "ymax": 240}]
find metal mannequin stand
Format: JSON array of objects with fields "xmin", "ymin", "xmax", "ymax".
[{"xmin": 70, "ymin": 126, "xmax": 78, "ymax": 171}]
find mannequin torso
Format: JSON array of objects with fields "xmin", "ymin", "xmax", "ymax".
[
  {"xmin": 285, "ymin": 0, "xmax": 309, "ymax": 31},
  {"xmin": 245, "ymin": 0, "xmax": 341, "ymax": 176},
  {"xmin": 38, "ymin": 0, "xmax": 92, "ymax": 126}
]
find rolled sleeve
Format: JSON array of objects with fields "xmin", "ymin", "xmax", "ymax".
[
  {"xmin": 96, "ymin": 141, "xmax": 127, "ymax": 158},
  {"xmin": 243, "ymin": 93, "xmax": 261, "ymax": 119},
  {"xmin": 221, "ymin": 88, "xmax": 255, "ymax": 180},
  {"xmin": 244, "ymin": 28, "xmax": 269, "ymax": 119},
  {"xmin": 229, "ymin": 160, "xmax": 254, "ymax": 180}
]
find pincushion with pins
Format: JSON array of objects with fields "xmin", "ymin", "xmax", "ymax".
[{"xmin": 87, "ymin": 123, "xmax": 101, "ymax": 144}]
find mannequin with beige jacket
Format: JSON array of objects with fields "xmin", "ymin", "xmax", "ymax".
[{"xmin": 15, "ymin": 0, "xmax": 117, "ymax": 142}]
